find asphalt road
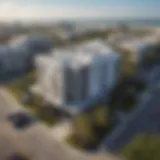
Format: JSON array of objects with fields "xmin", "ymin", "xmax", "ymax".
[
  {"xmin": 0, "ymin": 87, "xmax": 120, "ymax": 160},
  {"xmin": 105, "ymin": 87, "xmax": 160, "ymax": 152},
  {"xmin": 99, "ymin": 64, "xmax": 160, "ymax": 153}
]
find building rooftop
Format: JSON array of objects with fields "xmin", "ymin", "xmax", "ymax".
[
  {"xmin": 109, "ymin": 31, "xmax": 159, "ymax": 51},
  {"xmin": 78, "ymin": 40, "xmax": 113, "ymax": 55},
  {"xmin": 0, "ymin": 46, "xmax": 28, "ymax": 57},
  {"xmin": 9, "ymin": 34, "xmax": 28, "ymax": 46},
  {"xmin": 119, "ymin": 36, "xmax": 158, "ymax": 53},
  {"xmin": 35, "ymin": 39, "xmax": 120, "ymax": 73}
]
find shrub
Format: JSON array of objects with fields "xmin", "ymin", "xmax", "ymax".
[{"xmin": 122, "ymin": 135, "xmax": 160, "ymax": 160}]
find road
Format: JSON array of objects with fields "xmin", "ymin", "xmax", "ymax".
[
  {"xmin": 0, "ymin": 87, "xmax": 86, "ymax": 160},
  {"xmin": 99, "ymin": 65, "xmax": 160, "ymax": 153},
  {"xmin": 0, "ymin": 87, "xmax": 120, "ymax": 160},
  {"xmin": 140, "ymin": 64, "xmax": 160, "ymax": 88},
  {"xmin": 100, "ymin": 87, "xmax": 160, "ymax": 153}
]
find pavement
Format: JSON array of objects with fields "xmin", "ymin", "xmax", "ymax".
[
  {"xmin": 0, "ymin": 122, "xmax": 30, "ymax": 160},
  {"xmin": 99, "ymin": 64, "xmax": 160, "ymax": 153},
  {"xmin": 51, "ymin": 120, "xmax": 72, "ymax": 142},
  {"xmin": 0, "ymin": 87, "xmax": 120, "ymax": 160}
]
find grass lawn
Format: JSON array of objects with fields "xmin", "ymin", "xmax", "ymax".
[
  {"xmin": 7, "ymin": 71, "xmax": 36, "ymax": 100},
  {"xmin": 66, "ymin": 106, "xmax": 117, "ymax": 151},
  {"xmin": 6, "ymin": 71, "xmax": 57, "ymax": 126},
  {"xmin": 32, "ymin": 105, "xmax": 59, "ymax": 126}
]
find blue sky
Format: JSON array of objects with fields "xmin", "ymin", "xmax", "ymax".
[
  {"xmin": 20, "ymin": 0, "xmax": 160, "ymax": 6},
  {"xmin": 0, "ymin": 0, "xmax": 159, "ymax": 21}
]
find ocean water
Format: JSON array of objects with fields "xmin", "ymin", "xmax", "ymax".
[{"xmin": 72, "ymin": 19, "xmax": 160, "ymax": 31}]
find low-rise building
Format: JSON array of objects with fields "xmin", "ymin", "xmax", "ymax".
[
  {"xmin": 108, "ymin": 32, "xmax": 159, "ymax": 64},
  {"xmin": 0, "ymin": 36, "xmax": 52, "ymax": 76},
  {"xmin": 119, "ymin": 36, "xmax": 158, "ymax": 63},
  {"xmin": 0, "ymin": 46, "xmax": 30, "ymax": 75}
]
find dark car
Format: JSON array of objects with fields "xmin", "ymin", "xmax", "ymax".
[
  {"xmin": 8, "ymin": 153, "xmax": 29, "ymax": 160},
  {"xmin": 7, "ymin": 111, "xmax": 37, "ymax": 129}
]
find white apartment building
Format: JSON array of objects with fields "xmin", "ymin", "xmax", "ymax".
[
  {"xmin": 0, "ymin": 45, "xmax": 30, "ymax": 75},
  {"xmin": 0, "ymin": 37, "xmax": 52, "ymax": 76},
  {"xmin": 108, "ymin": 32, "xmax": 159, "ymax": 63},
  {"xmin": 32, "ymin": 40, "xmax": 121, "ymax": 108},
  {"xmin": 119, "ymin": 36, "xmax": 158, "ymax": 63}
]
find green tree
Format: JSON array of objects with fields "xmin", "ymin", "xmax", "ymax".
[
  {"xmin": 108, "ymin": 76, "xmax": 146, "ymax": 113},
  {"xmin": 118, "ymin": 48, "xmax": 136, "ymax": 77},
  {"xmin": 70, "ymin": 106, "xmax": 117, "ymax": 150},
  {"xmin": 91, "ymin": 107, "xmax": 108, "ymax": 127},
  {"xmin": 142, "ymin": 44, "xmax": 160, "ymax": 67},
  {"xmin": 71, "ymin": 113, "xmax": 97, "ymax": 149},
  {"xmin": 122, "ymin": 135, "xmax": 160, "ymax": 160}
]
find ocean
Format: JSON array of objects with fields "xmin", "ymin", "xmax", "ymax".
[{"xmin": 71, "ymin": 19, "xmax": 160, "ymax": 31}]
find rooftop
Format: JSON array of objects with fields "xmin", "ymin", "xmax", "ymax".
[
  {"xmin": 9, "ymin": 34, "xmax": 28, "ymax": 46},
  {"xmin": 35, "ymin": 39, "xmax": 119, "ymax": 71},
  {"xmin": 78, "ymin": 40, "xmax": 113, "ymax": 55},
  {"xmin": 119, "ymin": 36, "xmax": 158, "ymax": 52}
]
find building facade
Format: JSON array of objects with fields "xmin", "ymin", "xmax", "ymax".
[
  {"xmin": 33, "ymin": 40, "xmax": 121, "ymax": 108},
  {"xmin": 110, "ymin": 34, "xmax": 159, "ymax": 64},
  {"xmin": 0, "ymin": 36, "xmax": 52, "ymax": 77}
]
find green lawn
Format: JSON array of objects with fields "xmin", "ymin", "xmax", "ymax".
[{"xmin": 66, "ymin": 106, "xmax": 117, "ymax": 150}]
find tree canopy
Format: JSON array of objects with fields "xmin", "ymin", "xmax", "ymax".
[{"xmin": 108, "ymin": 76, "xmax": 146, "ymax": 113}]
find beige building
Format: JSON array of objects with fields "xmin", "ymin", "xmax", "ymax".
[{"xmin": 108, "ymin": 31, "xmax": 159, "ymax": 63}]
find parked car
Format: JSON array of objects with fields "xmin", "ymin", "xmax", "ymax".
[
  {"xmin": 8, "ymin": 152, "xmax": 29, "ymax": 160},
  {"xmin": 7, "ymin": 111, "xmax": 37, "ymax": 129}
]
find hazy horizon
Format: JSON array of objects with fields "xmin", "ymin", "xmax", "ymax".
[{"xmin": 0, "ymin": 0, "xmax": 160, "ymax": 22}]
